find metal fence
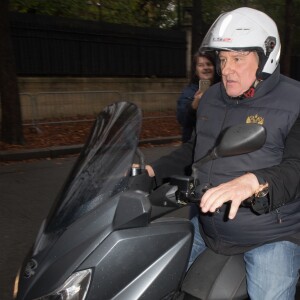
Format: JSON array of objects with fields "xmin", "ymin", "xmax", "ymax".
[
  {"xmin": 122, "ymin": 91, "xmax": 180, "ymax": 117},
  {"xmin": 11, "ymin": 12, "xmax": 186, "ymax": 78},
  {"xmin": 1, "ymin": 91, "xmax": 180, "ymax": 128},
  {"xmin": 31, "ymin": 91, "xmax": 122, "ymax": 124}
]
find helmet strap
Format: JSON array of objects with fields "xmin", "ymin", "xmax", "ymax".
[
  {"xmin": 245, "ymin": 79, "xmax": 261, "ymax": 97},
  {"xmin": 229, "ymin": 79, "xmax": 261, "ymax": 100}
]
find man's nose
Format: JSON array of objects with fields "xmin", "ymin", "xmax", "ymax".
[{"xmin": 221, "ymin": 60, "xmax": 234, "ymax": 75}]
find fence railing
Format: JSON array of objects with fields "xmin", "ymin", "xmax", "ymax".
[
  {"xmin": 1, "ymin": 91, "xmax": 180, "ymax": 128},
  {"xmin": 31, "ymin": 91, "xmax": 122, "ymax": 125},
  {"xmin": 11, "ymin": 12, "xmax": 186, "ymax": 77},
  {"xmin": 123, "ymin": 91, "xmax": 180, "ymax": 118}
]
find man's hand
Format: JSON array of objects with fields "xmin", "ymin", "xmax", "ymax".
[
  {"xmin": 132, "ymin": 164, "xmax": 155, "ymax": 177},
  {"xmin": 200, "ymin": 173, "xmax": 260, "ymax": 219}
]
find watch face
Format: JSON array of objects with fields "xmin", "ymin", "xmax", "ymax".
[{"xmin": 255, "ymin": 187, "xmax": 269, "ymax": 198}]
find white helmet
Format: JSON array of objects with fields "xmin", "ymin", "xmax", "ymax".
[{"xmin": 200, "ymin": 7, "xmax": 281, "ymax": 78}]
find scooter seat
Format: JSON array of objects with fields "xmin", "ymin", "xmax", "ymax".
[{"xmin": 181, "ymin": 248, "xmax": 247, "ymax": 300}]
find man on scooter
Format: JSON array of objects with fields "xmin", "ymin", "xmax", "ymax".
[{"xmin": 146, "ymin": 7, "xmax": 300, "ymax": 300}]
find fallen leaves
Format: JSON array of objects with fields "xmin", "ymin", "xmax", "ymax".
[{"xmin": 0, "ymin": 116, "xmax": 181, "ymax": 151}]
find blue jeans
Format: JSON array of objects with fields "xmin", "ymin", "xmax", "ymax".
[{"xmin": 189, "ymin": 215, "xmax": 300, "ymax": 300}]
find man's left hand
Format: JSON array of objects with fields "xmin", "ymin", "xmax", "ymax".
[{"xmin": 200, "ymin": 173, "xmax": 260, "ymax": 219}]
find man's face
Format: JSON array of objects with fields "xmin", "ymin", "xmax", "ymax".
[{"xmin": 219, "ymin": 51, "xmax": 259, "ymax": 97}]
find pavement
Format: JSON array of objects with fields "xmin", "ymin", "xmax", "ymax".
[
  {"xmin": 0, "ymin": 141, "xmax": 181, "ymax": 300},
  {"xmin": 0, "ymin": 136, "xmax": 181, "ymax": 162}
]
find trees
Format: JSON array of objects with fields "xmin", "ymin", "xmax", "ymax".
[
  {"xmin": 280, "ymin": 0, "xmax": 296, "ymax": 75},
  {"xmin": 0, "ymin": 0, "xmax": 23, "ymax": 144},
  {"xmin": 191, "ymin": 0, "xmax": 204, "ymax": 55},
  {"xmin": 9, "ymin": 0, "xmax": 179, "ymax": 28}
]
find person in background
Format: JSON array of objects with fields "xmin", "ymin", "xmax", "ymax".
[
  {"xmin": 146, "ymin": 7, "xmax": 300, "ymax": 299},
  {"xmin": 176, "ymin": 52, "xmax": 218, "ymax": 143}
]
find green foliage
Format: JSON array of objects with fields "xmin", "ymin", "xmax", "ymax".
[
  {"xmin": 10, "ymin": 0, "xmax": 87, "ymax": 18},
  {"xmin": 201, "ymin": 0, "xmax": 282, "ymax": 30},
  {"xmin": 9, "ymin": 0, "xmax": 300, "ymax": 54},
  {"xmin": 94, "ymin": 0, "xmax": 179, "ymax": 28},
  {"xmin": 9, "ymin": 0, "xmax": 179, "ymax": 28}
]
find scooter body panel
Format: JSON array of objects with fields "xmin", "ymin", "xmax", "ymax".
[
  {"xmin": 17, "ymin": 194, "xmax": 120, "ymax": 299},
  {"xmin": 81, "ymin": 219, "xmax": 193, "ymax": 299},
  {"xmin": 17, "ymin": 190, "xmax": 193, "ymax": 300}
]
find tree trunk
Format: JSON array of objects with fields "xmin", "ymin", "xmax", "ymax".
[
  {"xmin": 281, "ymin": 0, "xmax": 294, "ymax": 76},
  {"xmin": 191, "ymin": 0, "xmax": 204, "ymax": 55},
  {"xmin": 0, "ymin": 0, "xmax": 24, "ymax": 144}
]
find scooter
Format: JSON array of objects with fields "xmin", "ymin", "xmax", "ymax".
[{"xmin": 13, "ymin": 101, "xmax": 266, "ymax": 300}]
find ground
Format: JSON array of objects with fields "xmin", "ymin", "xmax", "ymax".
[{"xmin": 0, "ymin": 116, "xmax": 182, "ymax": 151}]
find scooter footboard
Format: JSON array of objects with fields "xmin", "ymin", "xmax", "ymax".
[{"xmin": 181, "ymin": 248, "xmax": 247, "ymax": 300}]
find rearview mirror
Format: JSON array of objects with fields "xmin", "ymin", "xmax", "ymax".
[
  {"xmin": 213, "ymin": 123, "xmax": 266, "ymax": 158},
  {"xmin": 194, "ymin": 123, "xmax": 266, "ymax": 166}
]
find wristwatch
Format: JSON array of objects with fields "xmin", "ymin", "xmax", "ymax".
[
  {"xmin": 251, "ymin": 175, "xmax": 270, "ymax": 214},
  {"xmin": 254, "ymin": 175, "xmax": 269, "ymax": 198}
]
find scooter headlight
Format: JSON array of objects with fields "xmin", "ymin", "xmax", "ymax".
[{"xmin": 33, "ymin": 269, "xmax": 92, "ymax": 300}]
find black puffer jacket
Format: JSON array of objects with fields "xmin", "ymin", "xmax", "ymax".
[{"xmin": 152, "ymin": 66, "xmax": 300, "ymax": 255}]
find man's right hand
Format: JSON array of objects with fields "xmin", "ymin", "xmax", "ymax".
[
  {"xmin": 132, "ymin": 164, "xmax": 155, "ymax": 177},
  {"xmin": 145, "ymin": 165, "xmax": 155, "ymax": 177}
]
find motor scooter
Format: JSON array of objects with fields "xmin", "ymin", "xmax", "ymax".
[{"xmin": 13, "ymin": 101, "xmax": 267, "ymax": 300}]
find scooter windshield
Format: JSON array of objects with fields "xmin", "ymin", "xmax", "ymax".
[{"xmin": 45, "ymin": 101, "xmax": 142, "ymax": 234}]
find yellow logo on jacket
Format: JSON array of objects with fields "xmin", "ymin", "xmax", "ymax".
[{"xmin": 246, "ymin": 114, "xmax": 264, "ymax": 125}]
